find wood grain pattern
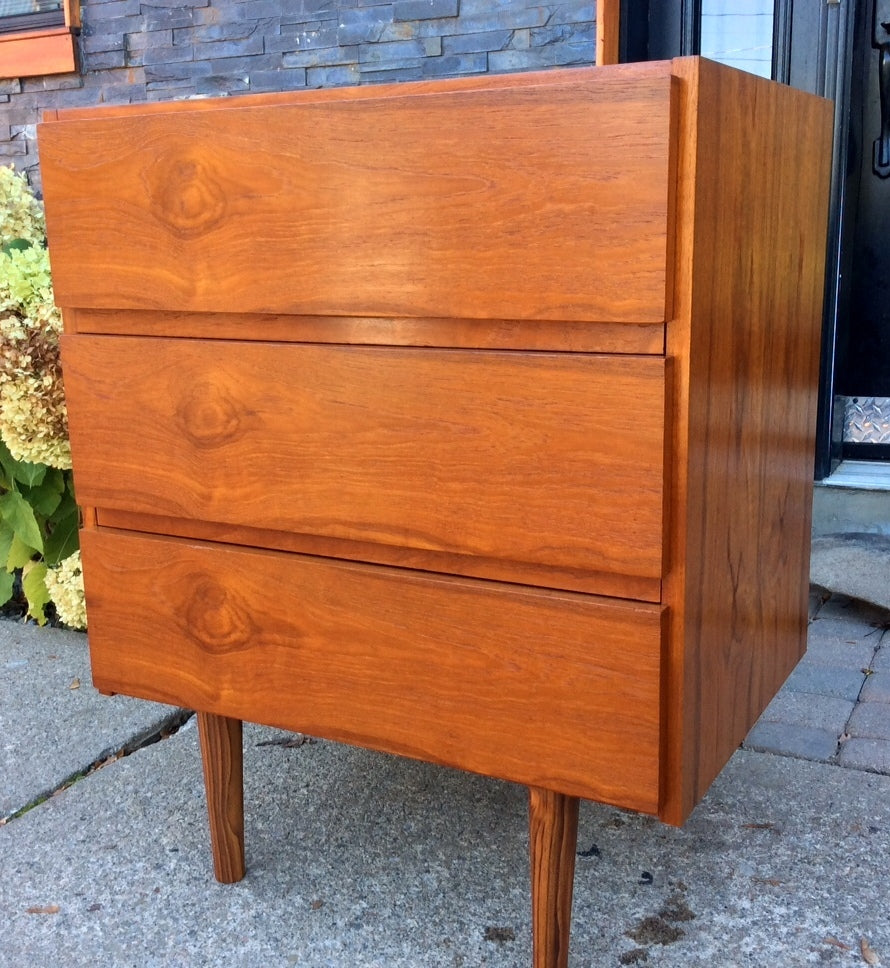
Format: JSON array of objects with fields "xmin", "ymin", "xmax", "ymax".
[
  {"xmin": 63, "ymin": 0, "xmax": 81, "ymax": 30},
  {"xmin": 68, "ymin": 309, "xmax": 666, "ymax": 356},
  {"xmin": 197, "ymin": 712, "xmax": 245, "ymax": 884},
  {"xmin": 0, "ymin": 27, "xmax": 77, "ymax": 79},
  {"xmin": 80, "ymin": 528, "xmax": 664, "ymax": 812},
  {"xmin": 0, "ymin": 26, "xmax": 77, "ymax": 78},
  {"xmin": 63, "ymin": 337, "xmax": 667, "ymax": 586},
  {"xmin": 660, "ymin": 58, "xmax": 834, "ymax": 824},
  {"xmin": 94, "ymin": 508, "xmax": 662, "ymax": 603},
  {"xmin": 596, "ymin": 0, "xmax": 621, "ymax": 67},
  {"xmin": 529, "ymin": 788, "xmax": 579, "ymax": 968},
  {"xmin": 40, "ymin": 55, "xmax": 833, "ymax": 852},
  {"xmin": 43, "ymin": 60, "xmax": 667, "ymax": 120},
  {"xmin": 39, "ymin": 65, "xmax": 675, "ymax": 323}
]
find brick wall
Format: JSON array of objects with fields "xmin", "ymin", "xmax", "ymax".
[{"xmin": 1, "ymin": 0, "xmax": 595, "ymax": 193}]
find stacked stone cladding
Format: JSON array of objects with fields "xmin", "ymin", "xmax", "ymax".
[{"xmin": 1, "ymin": 0, "xmax": 595, "ymax": 192}]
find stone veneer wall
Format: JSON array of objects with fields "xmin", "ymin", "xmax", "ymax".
[{"xmin": 1, "ymin": 0, "xmax": 595, "ymax": 193}]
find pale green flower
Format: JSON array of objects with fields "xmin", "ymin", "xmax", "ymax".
[
  {"xmin": 45, "ymin": 551, "xmax": 87, "ymax": 630},
  {"xmin": 0, "ymin": 245, "xmax": 57, "ymax": 316},
  {"xmin": 0, "ymin": 166, "xmax": 45, "ymax": 248},
  {"xmin": 0, "ymin": 176, "xmax": 68, "ymax": 469},
  {"xmin": 0, "ymin": 373, "xmax": 70, "ymax": 467}
]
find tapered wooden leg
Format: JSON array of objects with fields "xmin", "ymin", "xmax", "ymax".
[
  {"xmin": 529, "ymin": 786, "xmax": 580, "ymax": 968},
  {"xmin": 197, "ymin": 712, "xmax": 245, "ymax": 884}
]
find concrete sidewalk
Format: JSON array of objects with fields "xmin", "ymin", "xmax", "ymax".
[{"xmin": 2, "ymin": 599, "xmax": 889, "ymax": 968}]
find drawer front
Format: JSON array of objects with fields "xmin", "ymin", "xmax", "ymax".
[
  {"xmin": 82, "ymin": 529, "xmax": 664, "ymax": 812},
  {"xmin": 40, "ymin": 67, "xmax": 674, "ymax": 323},
  {"xmin": 63, "ymin": 337, "xmax": 666, "ymax": 590}
]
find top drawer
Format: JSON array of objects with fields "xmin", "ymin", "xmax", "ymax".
[{"xmin": 39, "ymin": 66, "xmax": 675, "ymax": 324}]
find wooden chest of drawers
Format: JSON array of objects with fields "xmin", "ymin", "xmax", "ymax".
[{"xmin": 38, "ymin": 57, "xmax": 832, "ymax": 966}]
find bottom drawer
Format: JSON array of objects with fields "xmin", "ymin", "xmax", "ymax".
[{"xmin": 81, "ymin": 529, "xmax": 664, "ymax": 813}]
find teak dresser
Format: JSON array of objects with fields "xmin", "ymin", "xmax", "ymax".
[{"xmin": 38, "ymin": 58, "xmax": 832, "ymax": 967}]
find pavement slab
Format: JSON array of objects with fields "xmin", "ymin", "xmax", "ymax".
[
  {"xmin": 860, "ymin": 670, "xmax": 890, "ymax": 703},
  {"xmin": 0, "ymin": 621, "xmax": 185, "ymax": 822},
  {"xmin": 838, "ymin": 737, "xmax": 890, "ymax": 773},
  {"xmin": 742, "ymin": 721, "xmax": 839, "ymax": 761},
  {"xmin": 741, "ymin": 596, "xmax": 890, "ymax": 770},
  {"xmin": 847, "ymin": 700, "xmax": 890, "ymax": 740},
  {"xmin": 780, "ymin": 662, "xmax": 865, "ymax": 701},
  {"xmin": 805, "ymin": 597, "xmax": 887, "ymax": 654},
  {"xmin": 756, "ymin": 691, "xmax": 855, "ymax": 735}
]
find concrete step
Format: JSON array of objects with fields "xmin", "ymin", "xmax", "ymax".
[{"xmin": 810, "ymin": 532, "xmax": 890, "ymax": 613}]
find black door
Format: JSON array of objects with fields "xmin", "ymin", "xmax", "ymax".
[{"xmin": 833, "ymin": 0, "xmax": 890, "ymax": 463}]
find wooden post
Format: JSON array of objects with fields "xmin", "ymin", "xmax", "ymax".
[
  {"xmin": 197, "ymin": 712, "xmax": 245, "ymax": 883},
  {"xmin": 596, "ymin": 0, "xmax": 620, "ymax": 66},
  {"xmin": 529, "ymin": 786, "xmax": 580, "ymax": 968}
]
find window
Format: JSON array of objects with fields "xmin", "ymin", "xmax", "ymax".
[
  {"xmin": 700, "ymin": 0, "xmax": 774, "ymax": 79},
  {"xmin": 0, "ymin": 0, "xmax": 78, "ymax": 79},
  {"xmin": 0, "ymin": 1, "xmax": 65, "ymax": 35}
]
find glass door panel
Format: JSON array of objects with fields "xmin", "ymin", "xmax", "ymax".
[{"xmin": 700, "ymin": 0, "xmax": 775, "ymax": 77}]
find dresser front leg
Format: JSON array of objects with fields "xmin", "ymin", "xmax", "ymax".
[
  {"xmin": 528, "ymin": 786, "xmax": 580, "ymax": 968},
  {"xmin": 197, "ymin": 712, "xmax": 245, "ymax": 883}
]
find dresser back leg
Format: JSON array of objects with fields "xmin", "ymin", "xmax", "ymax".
[
  {"xmin": 197, "ymin": 712, "xmax": 245, "ymax": 883},
  {"xmin": 528, "ymin": 786, "xmax": 580, "ymax": 968}
]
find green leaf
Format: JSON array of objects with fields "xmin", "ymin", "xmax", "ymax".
[
  {"xmin": 0, "ymin": 522, "xmax": 14, "ymax": 572},
  {"xmin": 49, "ymin": 488, "xmax": 75, "ymax": 522},
  {"xmin": 6, "ymin": 532, "xmax": 36, "ymax": 571},
  {"xmin": 0, "ymin": 490, "xmax": 43, "ymax": 553},
  {"xmin": 43, "ymin": 503, "xmax": 78, "ymax": 566},
  {"xmin": 45, "ymin": 468, "xmax": 65, "ymax": 494},
  {"xmin": 49, "ymin": 481, "xmax": 76, "ymax": 522},
  {"xmin": 1, "ymin": 238, "xmax": 32, "ymax": 255},
  {"xmin": 22, "ymin": 479, "xmax": 62, "ymax": 517},
  {"xmin": 0, "ymin": 569, "xmax": 14, "ymax": 607},
  {"xmin": 12, "ymin": 461, "xmax": 46, "ymax": 488},
  {"xmin": 0, "ymin": 439, "xmax": 46, "ymax": 488},
  {"xmin": 22, "ymin": 561, "xmax": 50, "ymax": 626},
  {"xmin": 0, "ymin": 441, "xmax": 17, "ymax": 489}
]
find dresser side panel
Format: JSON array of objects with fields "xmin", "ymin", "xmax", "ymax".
[{"xmin": 663, "ymin": 58, "xmax": 833, "ymax": 823}]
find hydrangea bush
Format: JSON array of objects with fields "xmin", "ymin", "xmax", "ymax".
[{"xmin": 0, "ymin": 165, "xmax": 84, "ymax": 629}]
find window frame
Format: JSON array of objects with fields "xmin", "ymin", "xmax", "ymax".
[{"xmin": 0, "ymin": 0, "xmax": 79, "ymax": 79}]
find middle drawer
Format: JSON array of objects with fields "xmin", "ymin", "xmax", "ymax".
[{"xmin": 63, "ymin": 337, "xmax": 666, "ymax": 597}]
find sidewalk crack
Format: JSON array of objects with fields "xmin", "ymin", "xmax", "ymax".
[{"xmin": 0, "ymin": 709, "xmax": 193, "ymax": 826}]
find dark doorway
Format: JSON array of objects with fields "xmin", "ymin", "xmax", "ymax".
[{"xmin": 834, "ymin": 0, "xmax": 890, "ymax": 464}]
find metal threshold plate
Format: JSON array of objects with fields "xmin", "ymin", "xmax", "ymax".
[{"xmin": 823, "ymin": 460, "xmax": 890, "ymax": 490}]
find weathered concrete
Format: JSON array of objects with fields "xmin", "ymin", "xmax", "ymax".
[
  {"xmin": 812, "ymin": 482, "xmax": 890, "ymax": 538},
  {"xmin": 810, "ymin": 532, "xmax": 890, "ymax": 612},
  {"xmin": 0, "ymin": 621, "xmax": 183, "ymax": 821},
  {"xmin": 1, "ymin": 722, "xmax": 889, "ymax": 967}
]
